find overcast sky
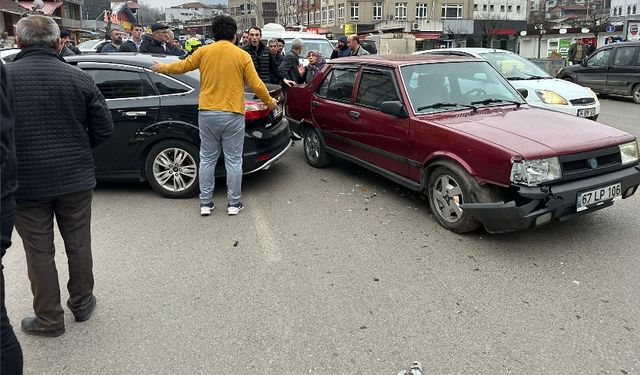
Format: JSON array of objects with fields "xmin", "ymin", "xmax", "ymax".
[{"xmin": 139, "ymin": 0, "xmax": 226, "ymax": 10}]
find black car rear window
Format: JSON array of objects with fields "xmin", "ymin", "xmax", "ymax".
[
  {"xmin": 85, "ymin": 69, "xmax": 156, "ymax": 99},
  {"xmin": 148, "ymin": 73, "xmax": 192, "ymax": 95}
]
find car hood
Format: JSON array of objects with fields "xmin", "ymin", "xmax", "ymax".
[
  {"xmin": 426, "ymin": 107, "xmax": 633, "ymax": 158},
  {"xmin": 509, "ymin": 77, "xmax": 594, "ymax": 100}
]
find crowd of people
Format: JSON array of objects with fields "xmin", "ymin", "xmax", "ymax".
[{"xmin": 0, "ymin": 14, "xmax": 375, "ymax": 374}]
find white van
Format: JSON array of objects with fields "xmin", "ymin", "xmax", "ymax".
[
  {"xmin": 261, "ymin": 24, "xmax": 334, "ymax": 65},
  {"xmin": 415, "ymin": 48, "xmax": 600, "ymax": 120}
]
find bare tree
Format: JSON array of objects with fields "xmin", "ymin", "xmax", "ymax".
[
  {"xmin": 582, "ymin": 11, "xmax": 611, "ymax": 47},
  {"xmin": 476, "ymin": 13, "xmax": 502, "ymax": 48},
  {"xmin": 445, "ymin": 26, "xmax": 467, "ymax": 48},
  {"xmin": 137, "ymin": 1, "xmax": 164, "ymax": 25},
  {"xmin": 528, "ymin": 12, "xmax": 555, "ymax": 58}
]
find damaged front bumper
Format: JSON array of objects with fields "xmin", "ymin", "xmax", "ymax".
[{"xmin": 460, "ymin": 165, "xmax": 640, "ymax": 233}]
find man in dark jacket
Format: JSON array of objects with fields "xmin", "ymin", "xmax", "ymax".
[
  {"xmin": 6, "ymin": 15, "xmax": 113, "ymax": 337},
  {"xmin": 330, "ymin": 35, "xmax": 351, "ymax": 59},
  {"xmin": 1, "ymin": 63, "xmax": 24, "ymax": 375},
  {"xmin": 60, "ymin": 29, "xmax": 81, "ymax": 54},
  {"xmin": 119, "ymin": 24, "xmax": 144, "ymax": 52},
  {"xmin": 139, "ymin": 23, "xmax": 184, "ymax": 56},
  {"xmin": 279, "ymin": 37, "xmax": 305, "ymax": 87},
  {"xmin": 242, "ymin": 26, "xmax": 279, "ymax": 84}
]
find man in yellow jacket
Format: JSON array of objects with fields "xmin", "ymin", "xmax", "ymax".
[{"xmin": 151, "ymin": 15, "xmax": 277, "ymax": 216}]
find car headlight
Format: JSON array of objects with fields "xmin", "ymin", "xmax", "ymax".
[
  {"xmin": 510, "ymin": 157, "xmax": 562, "ymax": 186},
  {"xmin": 619, "ymin": 141, "xmax": 639, "ymax": 165},
  {"xmin": 536, "ymin": 90, "xmax": 568, "ymax": 105}
]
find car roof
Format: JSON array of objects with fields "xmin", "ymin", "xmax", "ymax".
[
  {"xmin": 64, "ymin": 53, "xmax": 181, "ymax": 68},
  {"xmin": 330, "ymin": 54, "xmax": 481, "ymax": 67},
  {"xmin": 260, "ymin": 31, "xmax": 330, "ymax": 40},
  {"xmin": 415, "ymin": 47, "xmax": 513, "ymax": 57}
]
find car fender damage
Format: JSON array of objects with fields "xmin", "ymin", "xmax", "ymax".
[{"xmin": 461, "ymin": 165, "xmax": 640, "ymax": 233}]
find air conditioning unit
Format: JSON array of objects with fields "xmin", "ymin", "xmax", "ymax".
[{"xmin": 412, "ymin": 22, "xmax": 420, "ymax": 30}]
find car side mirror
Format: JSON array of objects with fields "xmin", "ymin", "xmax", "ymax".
[
  {"xmin": 581, "ymin": 59, "xmax": 587, "ymax": 67},
  {"xmin": 380, "ymin": 101, "xmax": 408, "ymax": 118},
  {"xmin": 517, "ymin": 88, "xmax": 528, "ymax": 98}
]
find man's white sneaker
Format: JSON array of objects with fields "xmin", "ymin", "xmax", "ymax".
[
  {"xmin": 227, "ymin": 202, "xmax": 245, "ymax": 216},
  {"xmin": 200, "ymin": 202, "xmax": 214, "ymax": 216}
]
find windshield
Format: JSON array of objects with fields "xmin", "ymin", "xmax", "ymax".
[
  {"xmin": 77, "ymin": 39, "xmax": 102, "ymax": 50},
  {"xmin": 401, "ymin": 61, "xmax": 525, "ymax": 114},
  {"xmin": 284, "ymin": 39, "xmax": 334, "ymax": 60},
  {"xmin": 480, "ymin": 52, "xmax": 551, "ymax": 80}
]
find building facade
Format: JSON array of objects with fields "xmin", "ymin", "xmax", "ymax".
[{"xmin": 165, "ymin": 2, "xmax": 224, "ymax": 23}]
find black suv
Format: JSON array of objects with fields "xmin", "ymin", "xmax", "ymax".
[{"xmin": 557, "ymin": 41, "xmax": 640, "ymax": 104}]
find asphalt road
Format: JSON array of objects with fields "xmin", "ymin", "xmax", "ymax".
[{"xmin": 3, "ymin": 98, "xmax": 640, "ymax": 375}]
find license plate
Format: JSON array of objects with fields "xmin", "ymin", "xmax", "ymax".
[
  {"xmin": 273, "ymin": 104, "xmax": 283, "ymax": 118},
  {"xmin": 576, "ymin": 182, "xmax": 621, "ymax": 212},
  {"xmin": 578, "ymin": 108, "xmax": 596, "ymax": 118}
]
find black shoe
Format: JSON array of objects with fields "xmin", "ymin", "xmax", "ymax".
[
  {"xmin": 68, "ymin": 295, "xmax": 97, "ymax": 322},
  {"xmin": 21, "ymin": 317, "xmax": 65, "ymax": 337}
]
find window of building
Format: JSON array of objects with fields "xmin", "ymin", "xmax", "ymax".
[
  {"xmin": 474, "ymin": 3, "xmax": 478, "ymax": 11},
  {"xmin": 329, "ymin": 5, "xmax": 335, "ymax": 21},
  {"xmin": 338, "ymin": 4, "xmax": 344, "ymax": 20},
  {"xmin": 323, "ymin": 7, "xmax": 328, "ymax": 22},
  {"xmin": 500, "ymin": 5, "xmax": 505, "ymax": 11},
  {"xmin": 489, "ymin": 4, "xmax": 494, "ymax": 11},
  {"xmin": 628, "ymin": 5, "xmax": 631, "ymax": 14},
  {"xmin": 516, "ymin": 5, "xmax": 521, "ymax": 12},
  {"xmin": 442, "ymin": 4, "xmax": 463, "ymax": 19},
  {"xmin": 482, "ymin": 4, "xmax": 487, "ymax": 10},
  {"xmin": 395, "ymin": 2, "xmax": 407, "ymax": 20},
  {"xmin": 508, "ymin": 5, "xmax": 512, "ymax": 11},
  {"xmin": 416, "ymin": 3, "xmax": 428, "ymax": 18},
  {"xmin": 350, "ymin": 2, "xmax": 359, "ymax": 20},
  {"xmin": 633, "ymin": 5, "xmax": 637, "ymax": 13},
  {"xmin": 373, "ymin": 2, "xmax": 383, "ymax": 20},
  {"xmin": 304, "ymin": 12, "xmax": 309, "ymax": 24}
]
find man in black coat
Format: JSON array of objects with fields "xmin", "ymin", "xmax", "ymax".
[
  {"xmin": 279, "ymin": 37, "xmax": 305, "ymax": 87},
  {"xmin": 139, "ymin": 23, "xmax": 184, "ymax": 56},
  {"xmin": 1, "ymin": 63, "xmax": 24, "ymax": 375},
  {"xmin": 242, "ymin": 26, "xmax": 279, "ymax": 84},
  {"xmin": 6, "ymin": 15, "xmax": 113, "ymax": 337},
  {"xmin": 119, "ymin": 24, "xmax": 144, "ymax": 52}
]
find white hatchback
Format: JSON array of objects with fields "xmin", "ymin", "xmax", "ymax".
[
  {"xmin": 415, "ymin": 48, "xmax": 600, "ymax": 120},
  {"xmin": 261, "ymin": 24, "xmax": 334, "ymax": 66}
]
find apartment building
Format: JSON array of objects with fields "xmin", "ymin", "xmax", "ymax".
[
  {"xmin": 473, "ymin": 0, "xmax": 528, "ymax": 20},
  {"xmin": 165, "ymin": 2, "xmax": 223, "ymax": 23},
  {"xmin": 229, "ymin": 0, "xmax": 278, "ymax": 31}
]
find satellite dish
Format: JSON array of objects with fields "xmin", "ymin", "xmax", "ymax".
[{"xmin": 32, "ymin": 0, "xmax": 44, "ymax": 9}]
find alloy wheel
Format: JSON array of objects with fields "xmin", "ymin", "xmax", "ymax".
[
  {"xmin": 152, "ymin": 147, "xmax": 197, "ymax": 193},
  {"xmin": 305, "ymin": 131, "xmax": 321, "ymax": 162},
  {"xmin": 431, "ymin": 174, "xmax": 465, "ymax": 223}
]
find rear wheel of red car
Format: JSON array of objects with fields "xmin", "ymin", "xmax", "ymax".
[
  {"xmin": 427, "ymin": 164, "xmax": 481, "ymax": 233},
  {"xmin": 145, "ymin": 140, "xmax": 199, "ymax": 198},
  {"xmin": 632, "ymin": 84, "xmax": 640, "ymax": 104},
  {"xmin": 303, "ymin": 128, "xmax": 332, "ymax": 168}
]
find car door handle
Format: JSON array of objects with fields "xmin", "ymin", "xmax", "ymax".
[
  {"xmin": 311, "ymin": 101, "xmax": 319, "ymax": 108},
  {"xmin": 121, "ymin": 111, "xmax": 147, "ymax": 117},
  {"xmin": 349, "ymin": 111, "xmax": 360, "ymax": 119}
]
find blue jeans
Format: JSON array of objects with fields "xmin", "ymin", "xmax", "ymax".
[{"xmin": 198, "ymin": 111, "xmax": 245, "ymax": 206}]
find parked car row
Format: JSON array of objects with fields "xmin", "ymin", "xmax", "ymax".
[
  {"xmin": 285, "ymin": 54, "xmax": 640, "ymax": 233},
  {"xmin": 557, "ymin": 41, "xmax": 640, "ymax": 104},
  {"xmin": 415, "ymin": 48, "xmax": 601, "ymax": 119}
]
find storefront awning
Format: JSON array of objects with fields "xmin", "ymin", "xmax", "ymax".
[
  {"xmin": 18, "ymin": 1, "xmax": 63, "ymax": 16},
  {"xmin": 414, "ymin": 32, "xmax": 441, "ymax": 40}
]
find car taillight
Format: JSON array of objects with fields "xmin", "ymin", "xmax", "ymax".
[{"xmin": 245, "ymin": 100, "xmax": 271, "ymax": 120}]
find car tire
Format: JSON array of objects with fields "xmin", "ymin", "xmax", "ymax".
[
  {"xmin": 632, "ymin": 84, "xmax": 640, "ymax": 104},
  {"xmin": 145, "ymin": 140, "xmax": 200, "ymax": 198},
  {"xmin": 303, "ymin": 128, "xmax": 332, "ymax": 168},
  {"xmin": 426, "ymin": 163, "xmax": 489, "ymax": 233}
]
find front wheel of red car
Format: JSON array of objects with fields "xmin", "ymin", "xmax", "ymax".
[
  {"xmin": 303, "ymin": 128, "xmax": 332, "ymax": 168},
  {"xmin": 145, "ymin": 140, "xmax": 200, "ymax": 198},
  {"xmin": 427, "ymin": 165, "xmax": 481, "ymax": 233}
]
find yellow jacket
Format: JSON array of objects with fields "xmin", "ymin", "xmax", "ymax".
[{"xmin": 157, "ymin": 40, "xmax": 272, "ymax": 114}]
